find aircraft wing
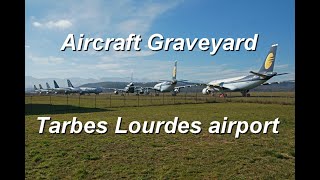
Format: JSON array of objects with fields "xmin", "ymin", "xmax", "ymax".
[
  {"xmin": 249, "ymin": 71, "xmax": 268, "ymax": 78},
  {"xmin": 133, "ymin": 86, "xmax": 143, "ymax": 89},
  {"xmin": 174, "ymin": 84, "xmax": 194, "ymax": 89},
  {"xmin": 261, "ymin": 79, "xmax": 294, "ymax": 86},
  {"xmin": 207, "ymin": 82, "xmax": 234, "ymax": 91},
  {"xmin": 250, "ymin": 71, "xmax": 289, "ymax": 78},
  {"xmin": 140, "ymin": 87, "xmax": 156, "ymax": 90},
  {"xmin": 106, "ymin": 88, "xmax": 126, "ymax": 92},
  {"xmin": 275, "ymin": 73, "xmax": 289, "ymax": 76},
  {"xmin": 190, "ymin": 83, "xmax": 209, "ymax": 87},
  {"xmin": 261, "ymin": 82, "xmax": 280, "ymax": 85}
]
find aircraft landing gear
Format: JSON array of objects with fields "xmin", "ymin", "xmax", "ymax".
[
  {"xmin": 241, "ymin": 90, "xmax": 250, "ymax": 97},
  {"xmin": 154, "ymin": 90, "xmax": 159, "ymax": 96}
]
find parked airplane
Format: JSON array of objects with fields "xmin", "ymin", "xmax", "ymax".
[
  {"xmin": 107, "ymin": 73, "xmax": 143, "ymax": 95},
  {"xmin": 201, "ymin": 44, "xmax": 288, "ymax": 97},
  {"xmin": 67, "ymin": 79, "xmax": 103, "ymax": 95},
  {"xmin": 38, "ymin": 84, "xmax": 51, "ymax": 94},
  {"xmin": 46, "ymin": 82, "xmax": 54, "ymax": 91},
  {"xmin": 53, "ymin": 80, "xmax": 71, "ymax": 94},
  {"xmin": 143, "ymin": 61, "xmax": 191, "ymax": 96},
  {"xmin": 33, "ymin": 85, "xmax": 40, "ymax": 94}
]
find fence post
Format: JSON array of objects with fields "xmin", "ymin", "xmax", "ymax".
[
  {"xmin": 95, "ymin": 94, "xmax": 97, "ymax": 108},
  {"xmin": 30, "ymin": 96, "xmax": 33, "ymax": 113},
  {"xmin": 66, "ymin": 94, "xmax": 69, "ymax": 113},
  {"xmin": 106, "ymin": 94, "xmax": 108, "ymax": 108},
  {"xmin": 150, "ymin": 94, "xmax": 152, "ymax": 105},
  {"xmin": 137, "ymin": 94, "xmax": 139, "ymax": 107},
  {"xmin": 196, "ymin": 92, "xmax": 197, "ymax": 103},
  {"xmin": 78, "ymin": 95, "xmax": 80, "ymax": 108},
  {"xmin": 124, "ymin": 95, "xmax": 126, "ymax": 106},
  {"xmin": 162, "ymin": 93, "xmax": 164, "ymax": 105},
  {"xmin": 185, "ymin": 92, "xmax": 187, "ymax": 103},
  {"xmin": 109, "ymin": 94, "xmax": 112, "ymax": 107},
  {"xmin": 50, "ymin": 95, "xmax": 52, "ymax": 113},
  {"xmin": 173, "ymin": 95, "xmax": 175, "ymax": 104}
]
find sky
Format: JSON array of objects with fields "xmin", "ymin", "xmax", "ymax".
[{"xmin": 26, "ymin": 0, "xmax": 295, "ymax": 83}]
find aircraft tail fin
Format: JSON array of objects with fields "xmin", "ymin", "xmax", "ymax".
[
  {"xmin": 258, "ymin": 44, "xmax": 278, "ymax": 74},
  {"xmin": 53, "ymin": 80, "xmax": 60, "ymax": 88},
  {"xmin": 34, "ymin": 85, "xmax": 38, "ymax": 90},
  {"xmin": 39, "ymin": 84, "xmax": 43, "ymax": 89},
  {"xmin": 172, "ymin": 60, "xmax": 177, "ymax": 81},
  {"xmin": 46, "ymin": 82, "xmax": 51, "ymax": 89},
  {"xmin": 67, "ymin": 79, "xmax": 74, "ymax": 88}
]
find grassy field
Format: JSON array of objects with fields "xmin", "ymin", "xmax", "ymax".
[{"xmin": 25, "ymin": 94, "xmax": 295, "ymax": 179}]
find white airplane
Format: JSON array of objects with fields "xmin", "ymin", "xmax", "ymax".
[
  {"xmin": 38, "ymin": 84, "xmax": 51, "ymax": 94},
  {"xmin": 143, "ymin": 61, "xmax": 191, "ymax": 96},
  {"xmin": 108, "ymin": 73, "xmax": 143, "ymax": 95},
  {"xmin": 67, "ymin": 79, "xmax": 102, "ymax": 95},
  {"xmin": 52, "ymin": 80, "xmax": 71, "ymax": 94},
  {"xmin": 201, "ymin": 44, "xmax": 288, "ymax": 97},
  {"xmin": 33, "ymin": 85, "xmax": 40, "ymax": 94},
  {"xmin": 45, "ymin": 82, "xmax": 55, "ymax": 92}
]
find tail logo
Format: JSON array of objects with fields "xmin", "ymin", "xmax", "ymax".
[
  {"xmin": 264, "ymin": 52, "xmax": 274, "ymax": 69},
  {"xmin": 172, "ymin": 66, "xmax": 177, "ymax": 78}
]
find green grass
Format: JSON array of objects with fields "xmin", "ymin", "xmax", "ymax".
[{"xmin": 25, "ymin": 100, "xmax": 295, "ymax": 179}]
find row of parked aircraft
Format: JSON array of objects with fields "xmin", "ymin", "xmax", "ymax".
[
  {"xmin": 33, "ymin": 80, "xmax": 103, "ymax": 95},
  {"xmin": 107, "ymin": 61, "xmax": 191, "ymax": 96},
  {"xmin": 33, "ymin": 44, "xmax": 291, "ymax": 97}
]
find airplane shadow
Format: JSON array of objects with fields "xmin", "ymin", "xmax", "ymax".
[{"xmin": 25, "ymin": 104, "xmax": 112, "ymax": 115}]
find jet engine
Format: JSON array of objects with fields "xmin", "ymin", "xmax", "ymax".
[
  {"xmin": 114, "ymin": 90, "xmax": 118, "ymax": 95},
  {"xmin": 202, "ymin": 88, "xmax": 211, "ymax": 95}
]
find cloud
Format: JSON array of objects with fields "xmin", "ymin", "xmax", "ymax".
[
  {"xmin": 29, "ymin": 0, "xmax": 180, "ymax": 35},
  {"xmin": 114, "ymin": 1, "xmax": 181, "ymax": 35},
  {"xmin": 32, "ymin": 22, "xmax": 42, "ymax": 27},
  {"xmin": 275, "ymin": 64, "xmax": 289, "ymax": 69},
  {"xmin": 29, "ymin": 55, "xmax": 65, "ymax": 65},
  {"xmin": 32, "ymin": 19, "xmax": 72, "ymax": 30}
]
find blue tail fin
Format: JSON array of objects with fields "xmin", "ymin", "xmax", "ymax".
[
  {"xmin": 53, "ymin": 80, "xmax": 60, "ymax": 88},
  {"xmin": 258, "ymin": 44, "xmax": 278, "ymax": 74},
  {"xmin": 67, "ymin": 79, "xmax": 74, "ymax": 88},
  {"xmin": 46, "ymin": 82, "xmax": 51, "ymax": 89}
]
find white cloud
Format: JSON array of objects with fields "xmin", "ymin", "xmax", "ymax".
[
  {"xmin": 30, "ymin": 0, "xmax": 180, "ymax": 35},
  {"xmin": 32, "ymin": 22, "xmax": 42, "ymax": 27},
  {"xmin": 32, "ymin": 19, "xmax": 72, "ymax": 30},
  {"xmin": 29, "ymin": 55, "xmax": 64, "ymax": 65},
  {"xmin": 275, "ymin": 64, "xmax": 289, "ymax": 69}
]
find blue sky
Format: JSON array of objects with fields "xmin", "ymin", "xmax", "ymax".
[{"xmin": 26, "ymin": 0, "xmax": 295, "ymax": 83}]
